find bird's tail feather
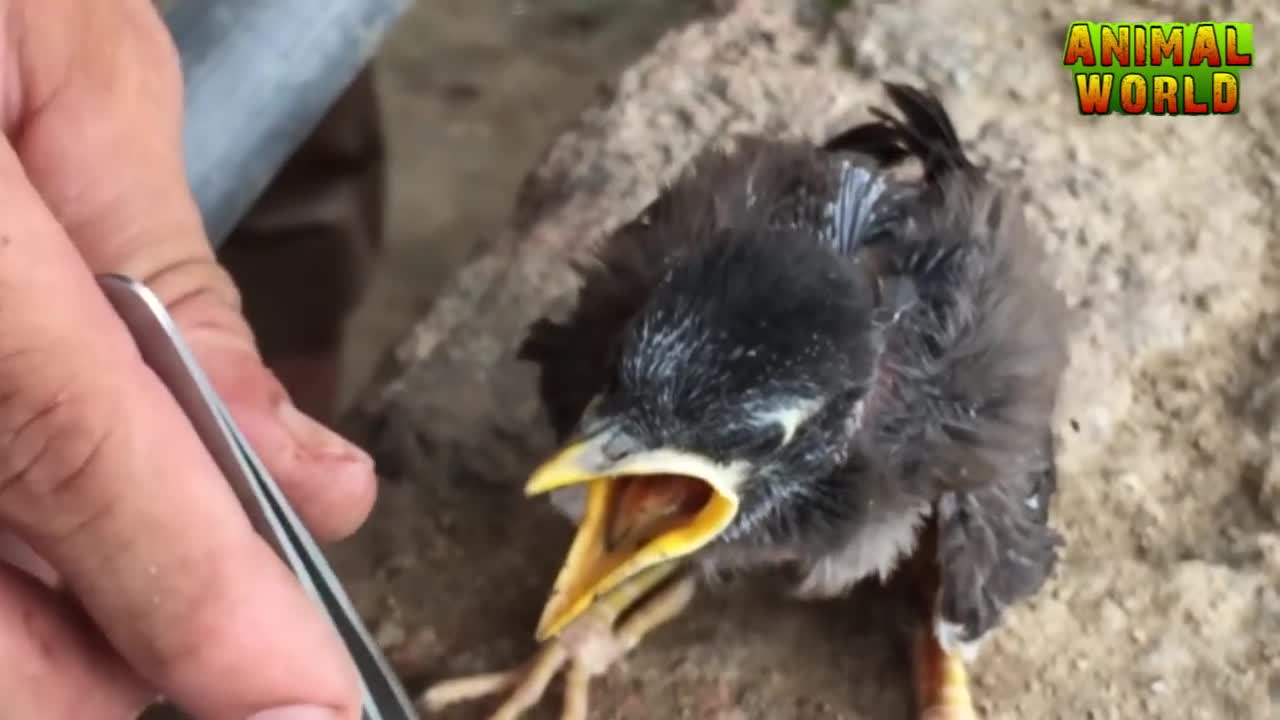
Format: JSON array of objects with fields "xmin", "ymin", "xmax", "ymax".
[{"xmin": 824, "ymin": 82, "xmax": 975, "ymax": 181}]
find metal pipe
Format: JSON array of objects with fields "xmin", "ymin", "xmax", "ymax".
[{"xmin": 161, "ymin": 0, "xmax": 411, "ymax": 249}]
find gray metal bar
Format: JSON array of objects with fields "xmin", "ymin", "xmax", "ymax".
[{"xmin": 162, "ymin": 0, "xmax": 411, "ymax": 249}]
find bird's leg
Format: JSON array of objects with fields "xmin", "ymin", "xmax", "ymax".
[
  {"xmin": 420, "ymin": 563, "xmax": 696, "ymax": 720},
  {"xmin": 911, "ymin": 624, "xmax": 976, "ymax": 720},
  {"xmin": 908, "ymin": 522, "xmax": 978, "ymax": 720},
  {"xmin": 559, "ymin": 566, "xmax": 697, "ymax": 720}
]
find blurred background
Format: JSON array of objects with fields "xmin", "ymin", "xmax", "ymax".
[{"xmin": 335, "ymin": 0, "xmax": 701, "ymax": 411}]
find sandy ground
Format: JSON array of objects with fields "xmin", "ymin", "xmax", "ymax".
[{"xmin": 329, "ymin": 1, "xmax": 1280, "ymax": 719}]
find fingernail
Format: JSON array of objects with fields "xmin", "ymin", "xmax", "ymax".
[
  {"xmin": 248, "ymin": 705, "xmax": 338, "ymax": 720},
  {"xmin": 277, "ymin": 400, "xmax": 373, "ymax": 466}
]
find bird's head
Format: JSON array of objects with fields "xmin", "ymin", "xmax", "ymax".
[{"xmin": 525, "ymin": 227, "xmax": 887, "ymax": 639}]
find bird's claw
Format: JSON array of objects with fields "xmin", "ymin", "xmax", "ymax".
[
  {"xmin": 416, "ymin": 614, "xmax": 624, "ymax": 720},
  {"xmin": 417, "ymin": 638, "xmax": 574, "ymax": 720},
  {"xmin": 912, "ymin": 623, "xmax": 979, "ymax": 720},
  {"xmin": 420, "ymin": 574, "xmax": 696, "ymax": 719}
]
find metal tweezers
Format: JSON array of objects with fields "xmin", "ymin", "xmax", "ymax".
[{"xmin": 97, "ymin": 274, "xmax": 419, "ymax": 720}]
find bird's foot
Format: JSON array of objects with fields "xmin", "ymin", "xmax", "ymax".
[
  {"xmin": 912, "ymin": 624, "xmax": 978, "ymax": 720},
  {"xmin": 420, "ymin": 570, "xmax": 696, "ymax": 720}
]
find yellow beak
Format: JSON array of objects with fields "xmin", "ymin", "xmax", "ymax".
[{"xmin": 524, "ymin": 439, "xmax": 742, "ymax": 640}]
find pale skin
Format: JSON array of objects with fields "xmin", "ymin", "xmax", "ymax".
[{"xmin": 0, "ymin": 1, "xmax": 378, "ymax": 718}]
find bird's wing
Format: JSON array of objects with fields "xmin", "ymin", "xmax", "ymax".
[
  {"xmin": 824, "ymin": 82, "xmax": 1068, "ymax": 495},
  {"xmin": 932, "ymin": 431, "xmax": 1061, "ymax": 653},
  {"xmin": 818, "ymin": 161, "xmax": 910, "ymax": 258},
  {"xmin": 817, "ymin": 81, "xmax": 980, "ymax": 266},
  {"xmin": 824, "ymin": 84, "xmax": 1070, "ymax": 647},
  {"xmin": 903, "ymin": 171, "xmax": 1066, "ymax": 649}
]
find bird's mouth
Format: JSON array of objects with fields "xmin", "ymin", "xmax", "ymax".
[{"xmin": 524, "ymin": 442, "xmax": 741, "ymax": 640}]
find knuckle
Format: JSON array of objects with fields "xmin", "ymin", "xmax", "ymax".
[{"xmin": 0, "ymin": 354, "xmax": 116, "ymax": 538}]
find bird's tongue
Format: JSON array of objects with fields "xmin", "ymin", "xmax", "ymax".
[
  {"xmin": 534, "ymin": 473, "xmax": 725, "ymax": 640},
  {"xmin": 606, "ymin": 474, "xmax": 714, "ymax": 552}
]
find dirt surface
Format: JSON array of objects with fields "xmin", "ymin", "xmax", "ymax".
[{"xmin": 332, "ymin": 1, "xmax": 1280, "ymax": 719}]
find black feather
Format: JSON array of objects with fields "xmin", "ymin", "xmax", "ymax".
[
  {"xmin": 825, "ymin": 81, "xmax": 976, "ymax": 182},
  {"xmin": 518, "ymin": 82, "xmax": 1069, "ymax": 648}
]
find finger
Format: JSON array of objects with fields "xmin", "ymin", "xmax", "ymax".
[
  {"xmin": 7, "ymin": 0, "xmax": 377, "ymax": 543},
  {"xmin": 185, "ymin": 330, "xmax": 376, "ymax": 542},
  {"xmin": 0, "ymin": 561, "xmax": 154, "ymax": 720},
  {"xmin": 0, "ymin": 141, "xmax": 360, "ymax": 718}
]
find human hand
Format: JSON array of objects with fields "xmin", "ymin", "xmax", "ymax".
[{"xmin": 0, "ymin": 1, "xmax": 377, "ymax": 718}]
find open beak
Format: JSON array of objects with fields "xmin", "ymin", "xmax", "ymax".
[{"xmin": 524, "ymin": 435, "xmax": 742, "ymax": 640}]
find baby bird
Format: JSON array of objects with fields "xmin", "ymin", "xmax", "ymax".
[{"xmin": 422, "ymin": 82, "xmax": 1069, "ymax": 720}]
